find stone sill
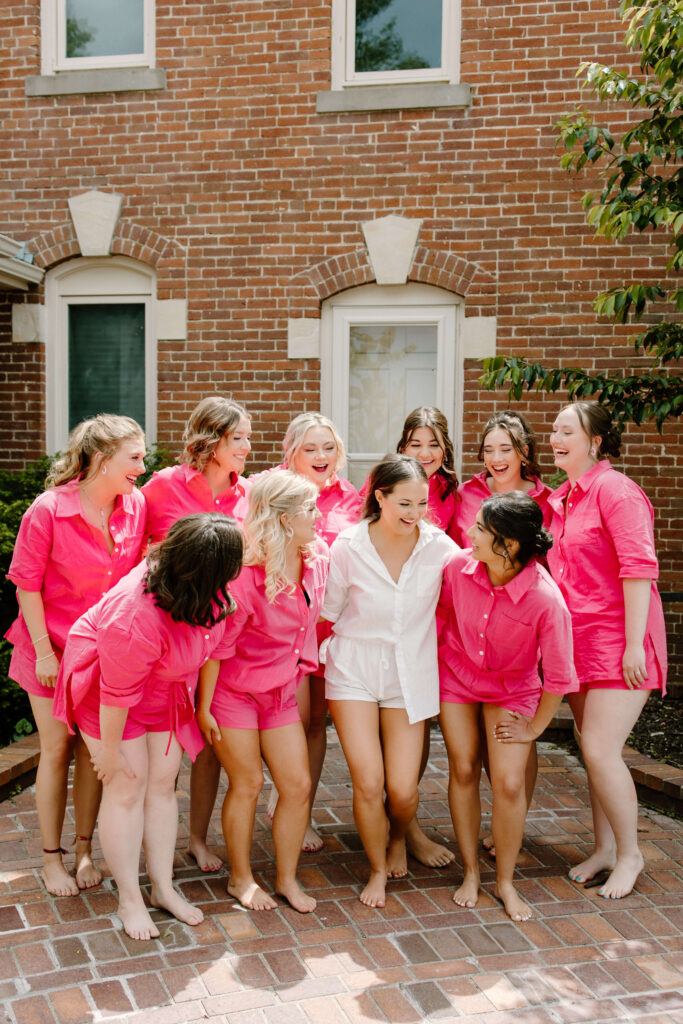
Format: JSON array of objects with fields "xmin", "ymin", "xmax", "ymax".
[
  {"xmin": 25, "ymin": 67, "xmax": 167, "ymax": 98},
  {"xmin": 316, "ymin": 82, "xmax": 471, "ymax": 114}
]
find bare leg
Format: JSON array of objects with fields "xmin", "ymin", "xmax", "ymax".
[
  {"xmin": 28, "ymin": 694, "xmax": 79, "ymax": 897},
  {"xmin": 72, "ymin": 732, "xmax": 103, "ymax": 889},
  {"xmin": 81, "ymin": 730, "xmax": 159, "ymax": 940},
  {"xmin": 212, "ymin": 728, "xmax": 276, "ymax": 910},
  {"xmin": 267, "ymin": 675, "xmax": 310, "ymax": 821},
  {"xmin": 329, "ymin": 700, "xmax": 387, "ymax": 907},
  {"xmin": 440, "ymin": 701, "xmax": 482, "ymax": 908},
  {"xmin": 145, "ymin": 733, "xmax": 203, "ymax": 927},
  {"xmin": 188, "ymin": 744, "xmax": 222, "ymax": 871},
  {"xmin": 482, "ymin": 738, "xmax": 538, "ymax": 858},
  {"xmin": 380, "ymin": 708, "xmax": 427, "ymax": 880},
  {"xmin": 483, "ymin": 706, "xmax": 533, "ymax": 921},
  {"xmin": 572, "ymin": 689, "xmax": 650, "ymax": 899},
  {"xmin": 261, "ymin": 722, "xmax": 315, "ymax": 912},
  {"xmin": 302, "ymin": 675, "xmax": 327, "ymax": 852},
  {"xmin": 405, "ymin": 720, "xmax": 456, "ymax": 868}
]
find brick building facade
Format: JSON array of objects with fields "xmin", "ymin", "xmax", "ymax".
[{"xmin": 1, "ymin": 0, "xmax": 681, "ymax": 678}]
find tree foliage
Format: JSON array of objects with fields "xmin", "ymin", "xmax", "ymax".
[
  {"xmin": 480, "ymin": 0, "xmax": 683, "ymax": 429},
  {"xmin": 355, "ymin": 0, "xmax": 430, "ymax": 72}
]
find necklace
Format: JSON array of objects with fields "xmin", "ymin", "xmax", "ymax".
[{"xmin": 80, "ymin": 486, "xmax": 113, "ymax": 534}]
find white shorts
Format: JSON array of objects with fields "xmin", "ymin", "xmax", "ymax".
[{"xmin": 324, "ymin": 637, "xmax": 406, "ymax": 709}]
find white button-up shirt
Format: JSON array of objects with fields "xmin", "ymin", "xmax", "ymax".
[{"xmin": 321, "ymin": 519, "xmax": 458, "ymax": 723}]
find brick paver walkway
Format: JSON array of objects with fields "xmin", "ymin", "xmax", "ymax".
[{"xmin": 1, "ymin": 730, "xmax": 681, "ymax": 1024}]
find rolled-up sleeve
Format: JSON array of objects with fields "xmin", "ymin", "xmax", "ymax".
[
  {"xmin": 599, "ymin": 482, "xmax": 659, "ymax": 580},
  {"xmin": 536, "ymin": 590, "xmax": 579, "ymax": 695},
  {"xmin": 7, "ymin": 500, "xmax": 54, "ymax": 591}
]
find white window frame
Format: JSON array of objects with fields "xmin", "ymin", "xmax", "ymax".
[
  {"xmin": 41, "ymin": 0, "xmax": 155, "ymax": 75},
  {"xmin": 45, "ymin": 256, "xmax": 157, "ymax": 453},
  {"xmin": 331, "ymin": 0, "xmax": 460, "ymax": 90},
  {"xmin": 320, "ymin": 283, "xmax": 463, "ymax": 482}
]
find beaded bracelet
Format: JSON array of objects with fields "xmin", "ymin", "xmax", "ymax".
[
  {"xmin": 32, "ymin": 633, "xmax": 49, "ymax": 647},
  {"xmin": 35, "ymin": 652, "xmax": 55, "ymax": 663}
]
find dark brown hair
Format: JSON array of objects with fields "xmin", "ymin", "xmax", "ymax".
[
  {"xmin": 480, "ymin": 491, "xmax": 553, "ymax": 567},
  {"xmin": 568, "ymin": 401, "xmax": 622, "ymax": 459},
  {"xmin": 477, "ymin": 411, "xmax": 541, "ymax": 480},
  {"xmin": 362, "ymin": 454, "xmax": 428, "ymax": 522},
  {"xmin": 146, "ymin": 513, "xmax": 244, "ymax": 626},
  {"xmin": 396, "ymin": 406, "xmax": 459, "ymax": 499}
]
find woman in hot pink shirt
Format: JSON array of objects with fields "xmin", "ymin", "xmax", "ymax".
[
  {"xmin": 54, "ymin": 513, "xmax": 244, "ymax": 941},
  {"xmin": 453, "ymin": 411, "xmax": 551, "ymax": 547},
  {"xmin": 141, "ymin": 395, "xmax": 251, "ymax": 871},
  {"xmin": 438, "ymin": 492, "xmax": 577, "ymax": 921},
  {"xmin": 6, "ymin": 415, "xmax": 146, "ymax": 898},
  {"xmin": 197, "ymin": 471, "xmax": 329, "ymax": 914},
  {"xmin": 262, "ymin": 413, "xmax": 361, "ymax": 852},
  {"xmin": 548, "ymin": 401, "xmax": 667, "ymax": 900}
]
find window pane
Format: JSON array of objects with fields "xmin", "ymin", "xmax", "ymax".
[
  {"xmin": 355, "ymin": 0, "xmax": 442, "ymax": 73},
  {"xmin": 68, "ymin": 304, "xmax": 145, "ymax": 430},
  {"xmin": 66, "ymin": 0, "xmax": 144, "ymax": 58},
  {"xmin": 348, "ymin": 324, "xmax": 437, "ymax": 454}
]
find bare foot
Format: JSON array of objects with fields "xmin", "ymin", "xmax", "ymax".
[
  {"xmin": 117, "ymin": 897, "xmax": 160, "ymax": 941},
  {"xmin": 266, "ymin": 784, "xmax": 279, "ymax": 822},
  {"xmin": 227, "ymin": 877, "xmax": 277, "ymax": 911},
  {"xmin": 482, "ymin": 834, "xmax": 496, "ymax": 858},
  {"xmin": 301, "ymin": 822, "xmax": 323, "ymax": 853},
  {"xmin": 494, "ymin": 881, "xmax": 532, "ymax": 922},
  {"xmin": 406, "ymin": 825, "xmax": 455, "ymax": 868},
  {"xmin": 149, "ymin": 886, "xmax": 204, "ymax": 926},
  {"xmin": 360, "ymin": 870, "xmax": 386, "ymax": 908},
  {"xmin": 568, "ymin": 848, "xmax": 616, "ymax": 883},
  {"xmin": 187, "ymin": 837, "xmax": 223, "ymax": 872},
  {"xmin": 275, "ymin": 878, "xmax": 316, "ymax": 913},
  {"xmin": 598, "ymin": 852, "xmax": 644, "ymax": 900},
  {"xmin": 453, "ymin": 870, "xmax": 480, "ymax": 908},
  {"xmin": 386, "ymin": 837, "xmax": 408, "ymax": 878},
  {"xmin": 40, "ymin": 857, "xmax": 79, "ymax": 897},
  {"xmin": 74, "ymin": 843, "xmax": 103, "ymax": 890}
]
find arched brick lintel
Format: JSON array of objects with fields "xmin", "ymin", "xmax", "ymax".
[
  {"xmin": 293, "ymin": 246, "xmax": 493, "ymax": 306},
  {"xmin": 28, "ymin": 221, "xmax": 175, "ymax": 270}
]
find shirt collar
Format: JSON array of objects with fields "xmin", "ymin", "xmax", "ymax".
[
  {"xmin": 54, "ymin": 482, "xmax": 136, "ymax": 517},
  {"xmin": 548, "ymin": 459, "xmax": 611, "ymax": 512},
  {"xmin": 462, "ymin": 555, "xmax": 538, "ymax": 604},
  {"xmin": 184, "ymin": 462, "xmax": 243, "ymax": 496}
]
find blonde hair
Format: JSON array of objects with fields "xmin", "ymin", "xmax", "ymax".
[
  {"xmin": 282, "ymin": 412, "xmax": 346, "ymax": 474},
  {"xmin": 182, "ymin": 395, "xmax": 250, "ymax": 470},
  {"xmin": 243, "ymin": 470, "xmax": 318, "ymax": 602},
  {"xmin": 48, "ymin": 415, "xmax": 145, "ymax": 487}
]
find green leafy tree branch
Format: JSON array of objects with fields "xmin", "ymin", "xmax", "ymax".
[{"xmin": 480, "ymin": 0, "xmax": 683, "ymax": 429}]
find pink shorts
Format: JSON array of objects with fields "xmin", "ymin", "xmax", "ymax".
[
  {"xmin": 211, "ymin": 685, "xmax": 301, "ymax": 731},
  {"xmin": 578, "ymin": 677, "xmax": 664, "ymax": 694},
  {"xmin": 9, "ymin": 646, "xmax": 64, "ymax": 700},
  {"xmin": 439, "ymin": 661, "xmax": 542, "ymax": 717}
]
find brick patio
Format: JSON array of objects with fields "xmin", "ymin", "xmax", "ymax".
[{"xmin": 1, "ymin": 729, "xmax": 681, "ymax": 1024}]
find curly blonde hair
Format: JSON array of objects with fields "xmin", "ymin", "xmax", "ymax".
[
  {"xmin": 182, "ymin": 395, "xmax": 250, "ymax": 471},
  {"xmin": 282, "ymin": 412, "xmax": 346, "ymax": 474},
  {"xmin": 48, "ymin": 415, "xmax": 144, "ymax": 487},
  {"xmin": 243, "ymin": 470, "xmax": 319, "ymax": 602}
]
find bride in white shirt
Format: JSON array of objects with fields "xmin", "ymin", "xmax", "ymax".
[{"xmin": 321, "ymin": 454, "xmax": 457, "ymax": 908}]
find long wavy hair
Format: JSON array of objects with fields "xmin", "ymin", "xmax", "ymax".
[
  {"xmin": 145, "ymin": 513, "xmax": 244, "ymax": 626},
  {"xmin": 181, "ymin": 395, "xmax": 250, "ymax": 471},
  {"xmin": 396, "ymin": 406, "xmax": 459, "ymax": 499},
  {"xmin": 48, "ymin": 414, "xmax": 144, "ymax": 487},
  {"xmin": 283, "ymin": 412, "xmax": 346, "ymax": 474},
  {"xmin": 243, "ymin": 470, "xmax": 319, "ymax": 602}
]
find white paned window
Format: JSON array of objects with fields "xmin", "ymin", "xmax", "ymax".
[
  {"xmin": 45, "ymin": 258, "xmax": 157, "ymax": 452},
  {"xmin": 41, "ymin": 0, "xmax": 155, "ymax": 74},
  {"xmin": 321, "ymin": 284, "xmax": 462, "ymax": 487},
  {"xmin": 331, "ymin": 0, "xmax": 460, "ymax": 90}
]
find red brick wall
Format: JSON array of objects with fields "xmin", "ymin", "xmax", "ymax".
[{"xmin": 2, "ymin": 0, "xmax": 681, "ymax": 676}]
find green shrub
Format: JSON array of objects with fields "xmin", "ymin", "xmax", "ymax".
[{"xmin": 0, "ymin": 444, "xmax": 175, "ymax": 746}]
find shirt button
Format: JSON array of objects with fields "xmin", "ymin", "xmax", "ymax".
[
  {"xmin": 480, "ymin": 633, "xmax": 484, "ymax": 638},
  {"xmin": 215, "ymin": 499, "xmax": 219, "ymax": 505},
  {"xmin": 479, "ymin": 651, "xmax": 484, "ymax": 656},
  {"xmin": 204, "ymin": 634, "xmax": 210, "ymax": 639},
  {"xmin": 294, "ymin": 648, "xmax": 300, "ymax": 654},
  {"xmin": 107, "ymin": 571, "xmax": 112, "ymax": 576},
  {"xmin": 484, "ymin": 614, "xmax": 488, "ymax": 619}
]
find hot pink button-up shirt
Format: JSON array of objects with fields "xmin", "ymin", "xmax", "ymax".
[
  {"xmin": 54, "ymin": 562, "xmax": 230, "ymax": 759},
  {"xmin": 360, "ymin": 470, "xmax": 459, "ymax": 538},
  {"xmin": 141, "ymin": 463, "xmax": 250, "ymax": 545},
  {"xmin": 437, "ymin": 549, "xmax": 578, "ymax": 700},
  {"xmin": 547, "ymin": 461, "xmax": 667, "ymax": 689},
  {"xmin": 452, "ymin": 472, "xmax": 552, "ymax": 548},
  {"xmin": 6, "ymin": 484, "xmax": 146, "ymax": 661},
  {"xmin": 213, "ymin": 537, "xmax": 329, "ymax": 698}
]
